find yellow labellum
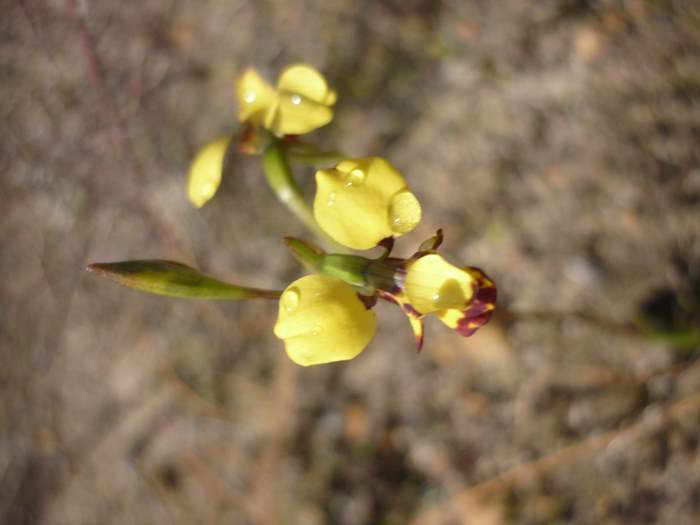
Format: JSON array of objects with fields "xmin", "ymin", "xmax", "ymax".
[
  {"xmin": 273, "ymin": 275, "xmax": 376, "ymax": 366},
  {"xmin": 404, "ymin": 254, "xmax": 476, "ymax": 315},
  {"xmin": 313, "ymin": 157, "xmax": 422, "ymax": 250},
  {"xmin": 187, "ymin": 136, "xmax": 231, "ymax": 208}
]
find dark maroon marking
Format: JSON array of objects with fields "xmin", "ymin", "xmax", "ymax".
[
  {"xmin": 455, "ymin": 311, "xmax": 493, "ymax": 337},
  {"xmin": 416, "ymin": 229, "xmax": 443, "ymax": 252},
  {"xmin": 376, "ymin": 236, "xmax": 395, "ymax": 257},
  {"xmin": 377, "ymin": 290, "xmax": 400, "ymax": 305},
  {"xmin": 282, "ymin": 134, "xmax": 300, "ymax": 143},
  {"xmin": 453, "ymin": 267, "xmax": 497, "ymax": 337},
  {"xmin": 237, "ymin": 122, "xmax": 258, "ymax": 153},
  {"xmin": 403, "ymin": 303, "xmax": 422, "ymax": 318},
  {"xmin": 357, "ymin": 293, "xmax": 378, "ymax": 310},
  {"xmin": 431, "ymin": 229, "xmax": 444, "ymax": 250}
]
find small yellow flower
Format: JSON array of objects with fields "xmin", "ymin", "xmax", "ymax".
[
  {"xmin": 187, "ymin": 136, "xmax": 231, "ymax": 208},
  {"xmin": 237, "ymin": 64, "xmax": 337, "ymax": 136},
  {"xmin": 313, "ymin": 157, "xmax": 422, "ymax": 250},
  {"xmin": 273, "ymin": 274, "xmax": 377, "ymax": 366},
  {"xmin": 401, "ymin": 253, "xmax": 496, "ymax": 338},
  {"xmin": 358, "ymin": 231, "xmax": 496, "ymax": 348}
]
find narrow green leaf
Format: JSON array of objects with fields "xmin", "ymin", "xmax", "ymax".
[{"xmin": 86, "ymin": 260, "xmax": 281, "ymax": 300}]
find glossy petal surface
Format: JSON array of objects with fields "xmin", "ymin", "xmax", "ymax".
[
  {"xmin": 314, "ymin": 157, "xmax": 422, "ymax": 250},
  {"xmin": 277, "ymin": 64, "xmax": 335, "ymax": 104},
  {"xmin": 187, "ymin": 136, "xmax": 231, "ymax": 208},
  {"xmin": 272, "ymin": 93, "xmax": 334, "ymax": 135},
  {"xmin": 404, "ymin": 254, "xmax": 476, "ymax": 315},
  {"xmin": 273, "ymin": 64, "xmax": 335, "ymax": 135},
  {"xmin": 236, "ymin": 69, "xmax": 277, "ymax": 124},
  {"xmin": 273, "ymin": 275, "xmax": 377, "ymax": 366}
]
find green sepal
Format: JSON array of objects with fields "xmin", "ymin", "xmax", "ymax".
[
  {"xmin": 86, "ymin": 260, "xmax": 281, "ymax": 300},
  {"xmin": 284, "ymin": 237, "xmax": 399, "ymax": 294},
  {"xmin": 284, "ymin": 237, "xmax": 325, "ymax": 271},
  {"xmin": 321, "ymin": 254, "xmax": 373, "ymax": 290}
]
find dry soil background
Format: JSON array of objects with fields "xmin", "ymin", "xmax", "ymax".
[{"xmin": 2, "ymin": 1, "xmax": 700, "ymax": 524}]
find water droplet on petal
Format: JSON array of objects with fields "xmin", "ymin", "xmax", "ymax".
[
  {"xmin": 290, "ymin": 94, "xmax": 302, "ymax": 105},
  {"xmin": 311, "ymin": 324, "xmax": 321, "ymax": 336},
  {"xmin": 327, "ymin": 191, "xmax": 337, "ymax": 207},
  {"xmin": 388, "ymin": 190, "xmax": 421, "ymax": 234},
  {"xmin": 243, "ymin": 91, "xmax": 256, "ymax": 103},
  {"xmin": 343, "ymin": 168, "xmax": 365, "ymax": 187},
  {"xmin": 282, "ymin": 287, "xmax": 300, "ymax": 313}
]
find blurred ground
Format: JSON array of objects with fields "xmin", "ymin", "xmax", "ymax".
[{"xmin": 2, "ymin": 0, "xmax": 700, "ymax": 524}]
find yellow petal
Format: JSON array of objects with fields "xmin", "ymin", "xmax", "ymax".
[
  {"xmin": 435, "ymin": 308, "xmax": 463, "ymax": 330},
  {"xmin": 407, "ymin": 315, "xmax": 424, "ymax": 352},
  {"xmin": 270, "ymin": 64, "xmax": 335, "ymax": 135},
  {"xmin": 277, "ymin": 64, "xmax": 334, "ymax": 104},
  {"xmin": 313, "ymin": 157, "xmax": 422, "ymax": 250},
  {"xmin": 187, "ymin": 136, "xmax": 231, "ymax": 208},
  {"xmin": 236, "ymin": 68, "xmax": 277, "ymax": 124},
  {"xmin": 273, "ymin": 275, "xmax": 377, "ymax": 366},
  {"xmin": 404, "ymin": 254, "xmax": 476, "ymax": 315},
  {"xmin": 272, "ymin": 92, "xmax": 334, "ymax": 135},
  {"xmin": 324, "ymin": 89, "xmax": 337, "ymax": 105}
]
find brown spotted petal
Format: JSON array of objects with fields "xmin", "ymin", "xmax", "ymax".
[{"xmin": 435, "ymin": 267, "xmax": 496, "ymax": 337}]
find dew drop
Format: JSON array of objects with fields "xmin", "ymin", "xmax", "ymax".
[
  {"xmin": 327, "ymin": 191, "xmax": 337, "ymax": 207},
  {"xmin": 388, "ymin": 190, "xmax": 421, "ymax": 234},
  {"xmin": 343, "ymin": 168, "xmax": 365, "ymax": 187},
  {"xmin": 282, "ymin": 287, "xmax": 300, "ymax": 313},
  {"xmin": 310, "ymin": 325, "xmax": 321, "ymax": 336},
  {"xmin": 290, "ymin": 94, "xmax": 302, "ymax": 105},
  {"xmin": 243, "ymin": 91, "xmax": 257, "ymax": 103}
]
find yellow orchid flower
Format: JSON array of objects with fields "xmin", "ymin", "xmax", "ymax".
[
  {"xmin": 313, "ymin": 157, "xmax": 422, "ymax": 250},
  {"xmin": 187, "ymin": 65, "xmax": 336, "ymax": 208},
  {"xmin": 374, "ymin": 230, "xmax": 497, "ymax": 348},
  {"xmin": 236, "ymin": 64, "xmax": 337, "ymax": 136},
  {"xmin": 273, "ymin": 274, "xmax": 377, "ymax": 366},
  {"xmin": 403, "ymin": 254, "xmax": 496, "ymax": 335}
]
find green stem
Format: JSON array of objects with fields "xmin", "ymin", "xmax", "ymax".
[
  {"xmin": 284, "ymin": 141, "xmax": 347, "ymax": 166},
  {"xmin": 261, "ymin": 132, "xmax": 348, "ymax": 252}
]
